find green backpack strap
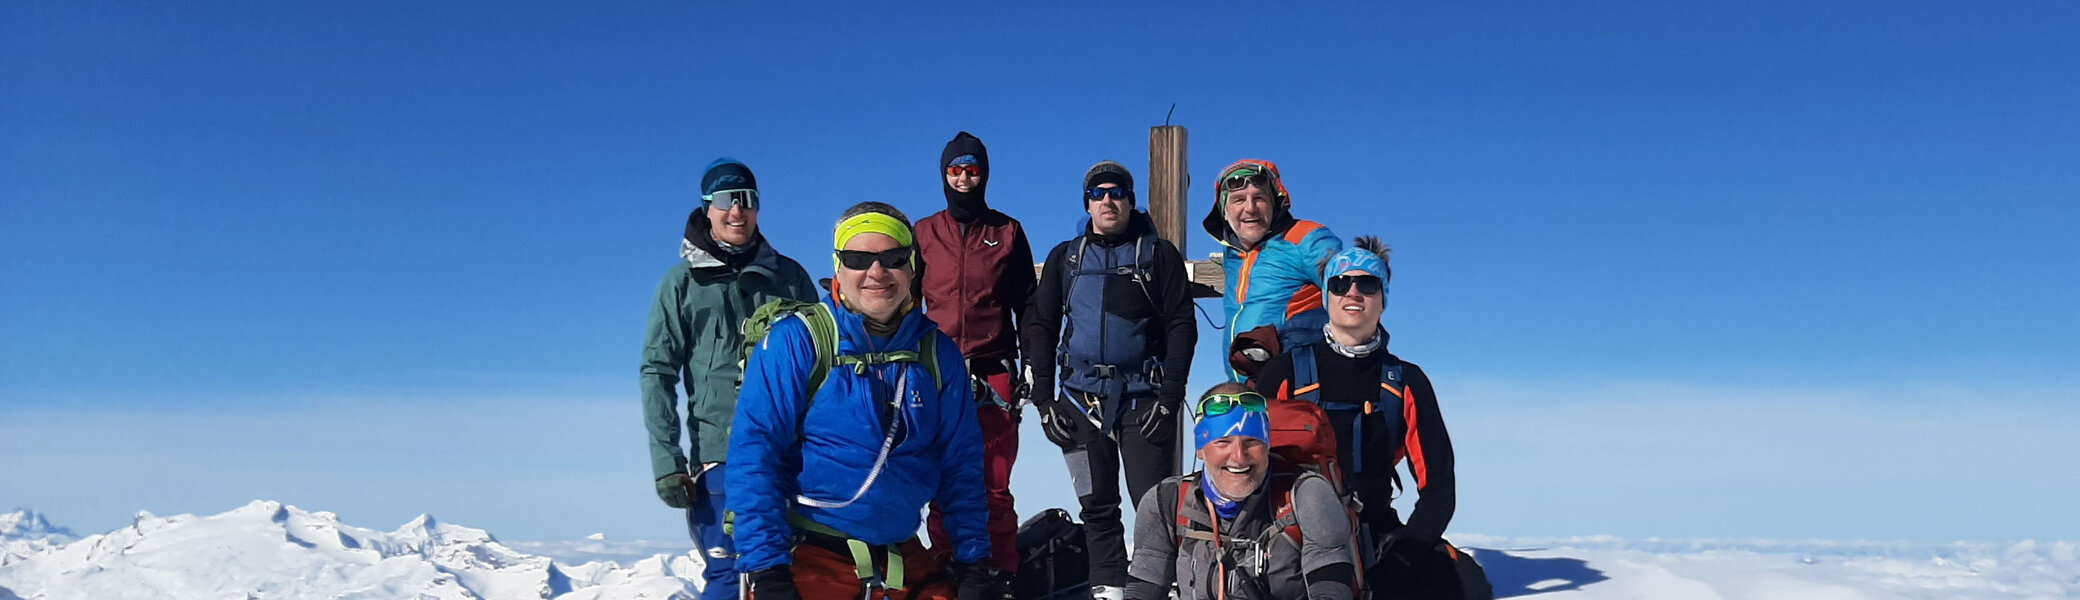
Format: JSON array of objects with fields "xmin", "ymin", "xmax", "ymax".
[
  {"xmin": 739, "ymin": 299, "xmax": 841, "ymax": 402},
  {"xmin": 828, "ymin": 334, "xmax": 943, "ymax": 391}
]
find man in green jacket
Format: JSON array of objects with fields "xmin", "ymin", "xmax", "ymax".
[{"xmin": 641, "ymin": 158, "xmax": 818, "ymax": 599}]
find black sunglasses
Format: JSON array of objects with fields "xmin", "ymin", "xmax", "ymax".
[
  {"xmin": 836, "ymin": 248, "xmax": 914, "ymax": 271},
  {"xmin": 1326, "ymin": 274, "xmax": 1383, "ymax": 296},
  {"xmin": 1085, "ymin": 186, "xmax": 1131, "ymax": 201}
]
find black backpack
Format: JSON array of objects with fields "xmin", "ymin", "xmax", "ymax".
[{"xmin": 1012, "ymin": 508, "xmax": 1092, "ymax": 600}]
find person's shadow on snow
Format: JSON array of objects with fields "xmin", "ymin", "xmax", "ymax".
[{"xmin": 1463, "ymin": 548, "xmax": 1609, "ymax": 598}]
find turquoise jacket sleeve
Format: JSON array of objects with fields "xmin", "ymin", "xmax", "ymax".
[{"xmin": 1297, "ymin": 226, "xmax": 1344, "ymax": 281}]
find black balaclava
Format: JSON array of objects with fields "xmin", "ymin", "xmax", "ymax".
[{"xmin": 939, "ymin": 131, "xmax": 991, "ymax": 222}]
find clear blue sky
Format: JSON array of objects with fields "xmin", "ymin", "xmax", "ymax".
[{"xmin": 5, "ymin": 2, "xmax": 2078, "ymax": 543}]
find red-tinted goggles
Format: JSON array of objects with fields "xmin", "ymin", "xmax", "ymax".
[{"xmin": 945, "ymin": 164, "xmax": 983, "ymax": 178}]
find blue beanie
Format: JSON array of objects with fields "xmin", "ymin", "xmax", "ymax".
[
  {"xmin": 1194, "ymin": 405, "xmax": 1270, "ymax": 451},
  {"xmin": 700, "ymin": 158, "xmax": 757, "ymax": 197}
]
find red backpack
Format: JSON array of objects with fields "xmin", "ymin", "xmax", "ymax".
[{"xmin": 1266, "ymin": 396, "xmax": 1343, "ymax": 493}]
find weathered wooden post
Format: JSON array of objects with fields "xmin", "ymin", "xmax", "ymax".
[
  {"xmin": 1149, "ymin": 122, "xmax": 1232, "ymax": 476},
  {"xmin": 1150, "ymin": 124, "xmax": 1227, "ymax": 298},
  {"xmin": 1148, "ymin": 125, "xmax": 1190, "ymax": 253}
]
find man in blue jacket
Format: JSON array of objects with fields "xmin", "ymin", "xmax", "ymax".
[
  {"xmin": 1201, "ymin": 159, "xmax": 1343, "ymax": 381},
  {"xmin": 727, "ymin": 202, "xmax": 1000, "ymax": 600}
]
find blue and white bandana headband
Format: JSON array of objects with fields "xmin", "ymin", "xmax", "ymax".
[
  {"xmin": 1322, "ymin": 247, "xmax": 1391, "ymax": 307},
  {"xmin": 1194, "ymin": 407, "xmax": 1270, "ymax": 451}
]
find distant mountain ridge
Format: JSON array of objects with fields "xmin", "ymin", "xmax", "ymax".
[
  {"xmin": 0, "ymin": 500, "xmax": 700, "ymax": 599},
  {"xmin": 2, "ymin": 502, "xmax": 2073, "ymax": 599},
  {"xmin": 0, "ymin": 510, "xmax": 75, "ymax": 543}
]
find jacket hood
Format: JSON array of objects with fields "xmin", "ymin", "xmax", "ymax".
[
  {"xmin": 940, "ymin": 131, "xmax": 991, "ymax": 221},
  {"xmin": 682, "ymin": 209, "xmax": 774, "ymax": 271},
  {"xmin": 1200, "ymin": 159, "xmax": 1297, "ymax": 251}
]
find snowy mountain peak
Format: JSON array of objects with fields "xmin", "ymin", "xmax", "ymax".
[
  {"xmin": 0, "ymin": 509, "xmax": 77, "ymax": 542},
  {"xmin": 395, "ymin": 512, "xmax": 497, "ymax": 546},
  {"xmin": 0, "ymin": 500, "xmax": 698, "ymax": 599}
]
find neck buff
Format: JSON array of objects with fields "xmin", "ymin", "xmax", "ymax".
[
  {"xmin": 682, "ymin": 209, "xmax": 760, "ymax": 269},
  {"xmin": 1325, "ymin": 324, "xmax": 1385, "ymax": 358},
  {"xmin": 1200, "ymin": 471, "xmax": 1245, "ymax": 520}
]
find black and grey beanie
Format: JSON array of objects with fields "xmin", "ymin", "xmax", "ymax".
[{"xmin": 1083, "ymin": 160, "xmax": 1135, "ymax": 203}]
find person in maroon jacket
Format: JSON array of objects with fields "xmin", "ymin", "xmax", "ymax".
[{"xmin": 916, "ymin": 131, "xmax": 1035, "ymax": 583}]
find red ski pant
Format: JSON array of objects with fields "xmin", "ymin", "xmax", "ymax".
[
  {"xmin": 784, "ymin": 538, "xmax": 955, "ymax": 600},
  {"xmin": 926, "ymin": 366, "xmax": 1020, "ymax": 572}
]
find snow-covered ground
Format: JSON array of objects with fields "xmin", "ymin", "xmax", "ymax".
[{"xmin": 1, "ymin": 503, "xmax": 2073, "ymax": 599}]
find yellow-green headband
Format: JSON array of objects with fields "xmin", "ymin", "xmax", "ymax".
[{"xmin": 833, "ymin": 212, "xmax": 914, "ymax": 250}]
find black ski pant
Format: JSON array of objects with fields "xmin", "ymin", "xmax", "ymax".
[{"xmin": 1055, "ymin": 390, "xmax": 1178, "ymax": 588}]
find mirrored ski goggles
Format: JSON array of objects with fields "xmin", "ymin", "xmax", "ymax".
[
  {"xmin": 1198, "ymin": 391, "xmax": 1268, "ymax": 418},
  {"xmin": 835, "ymin": 247, "xmax": 915, "ymax": 271},
  {"xmin": 702, "ymin": 188, "xmax": 760, "ymax": 211},
  {"xmin": 1085, "ymin": 186, "xmax": 1131, "ymax": 201},
  {"xmin": 1220, "ymin": 171, "xmax": 1271, "ymax": 193},
  {"xmin": 945, "ymin": 164, "xmax": 983, "ymax": 178},
  {"xmin": 1327, "ymin": 274, "xmax": 1384, "ymax": 296}
]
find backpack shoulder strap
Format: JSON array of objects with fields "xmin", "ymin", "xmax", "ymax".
[
  {"xmin": 1060, "ymin": 236, "xmax": 1089, "ymax": 316},
  {"xmin": 1377, "ymin": 359, "xmax": 1406, "ymax": 404},
  {"xmin": 794, "ymin": 302, "xmax": 840, "ymax": 397},
  {"xmin": 1290, "ymin": 344, "xmax": 1321, "ymax": 403},
  {"xmin": 919, "ymin": 333, "xmax": 942, "ymax": 391},
  {"xmin": 1266, "ymin": 470, "xmax": 1306, "ymax": 548},
  {"xmin": 1166, "ymin": 476, "xmax": 1189, "ymax": 547},
  {"xmin": 1131, "ymin": 233, "xmax": 1159, "ymax": 306}
]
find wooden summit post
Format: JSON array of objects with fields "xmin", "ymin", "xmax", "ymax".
[{"xmin": 1149, "ymin": 124, "xmax": 1227, "ymax": 298}]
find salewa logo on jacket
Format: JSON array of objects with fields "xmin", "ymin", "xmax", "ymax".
[{"xmin": 983, "ymin": 239, "xmax": 1001, "ymax": 247}]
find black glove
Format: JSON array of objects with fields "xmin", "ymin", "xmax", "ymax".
[
  {"xmin": 1134, "ymin": 400, "xmax": 1175, "ymax": 442},
  {"xmin": 654, "ymin": 472, "xmax": 697, "ymax": 509},
  {"xmin": 744, "ymin": 565, "xmax": 800, "ymax": 600},
  {"xmin": 1034, "ymin": 395, "xmax": 1079, "ymax": 449},
  {"xmin": 949, "ymin": 561, "xmax": 1009, "ymax": 600},
  {"xmin": 1380, "ymin": 531, "xmax": 1439, "ymax": 567}
]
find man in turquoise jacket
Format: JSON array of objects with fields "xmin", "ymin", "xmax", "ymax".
[
  {"xmin": 640, "ymin": 158, "xmax": 818, "ymax": 599},
  {"xmin": 728, "ymin": 202, "xmax": 999, "ymax": 600},
  {"xmin": 1200, "ymin": 159, "xmax": 1344, "ymax": 381}
]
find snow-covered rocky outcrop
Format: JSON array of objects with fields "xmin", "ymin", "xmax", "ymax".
[
  {"xmin": 1, "ymin": 510, "xmax": 79, "ymax": 566},
  {"xmin": 0, "ymin": 501, "xmax": 699, "ymax": 600}
]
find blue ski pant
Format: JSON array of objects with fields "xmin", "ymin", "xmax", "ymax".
[{"xmin": 685, "ymin": 463, "xmax": 738, "ymax": 600}]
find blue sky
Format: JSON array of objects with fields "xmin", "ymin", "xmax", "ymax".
[{"xmin": 5, "ymin": 2, "xmax": 2077, "ymax": 543}]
